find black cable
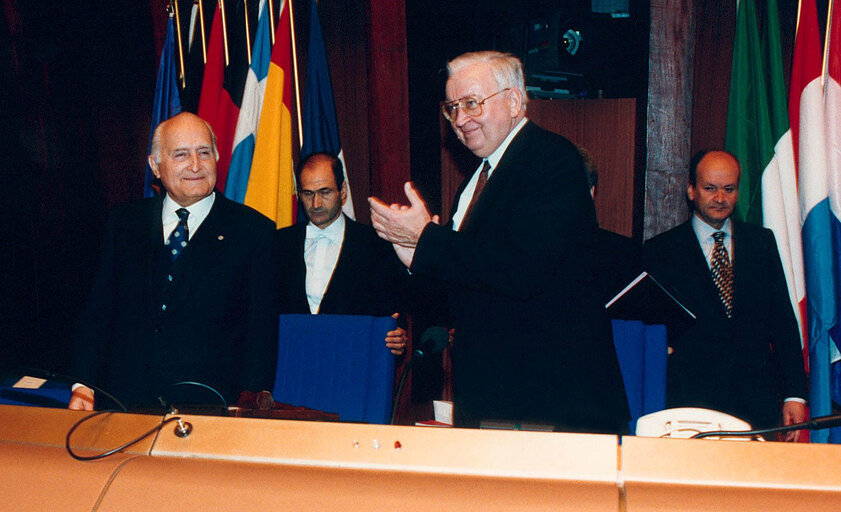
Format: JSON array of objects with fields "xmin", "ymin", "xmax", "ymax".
[
  {"xmin": 170, "ymin": 381, "xmax": 228, "ymax": 410},
  {"xmin": 65, "ymin": 410, "xmax": 182, "ymax": 461},
  {"xmin": 390, "ymin": 361, "xmax": 413, "ymax": 425},
  {"xmin": 691, "ymin": 414, "xmax": 841, "ymax": 440}
]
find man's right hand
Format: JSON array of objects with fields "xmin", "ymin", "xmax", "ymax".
[{"xmin": 68, "ymin": 386, "xmax": 94, "ymax": 410}]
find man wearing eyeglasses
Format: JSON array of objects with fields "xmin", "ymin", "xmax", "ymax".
[{"xmin": 369, "ymin": 51, "xmax": 629, "ymax": 432}]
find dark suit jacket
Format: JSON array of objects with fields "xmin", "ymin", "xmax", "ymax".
[
  {"xmin": 411, "ymin": 121, "xmax": 630, "ymax": 432},
  {"xmin": 74, "ymin": 193, "xmax": 278, "ymax": 409},
  {"xmin": 642, "ymin": 219, "xmax": 807, "ymax": 429},
  {"xmin": 276, "ymin": 216, "xmax": 408, "ymax": 318}
]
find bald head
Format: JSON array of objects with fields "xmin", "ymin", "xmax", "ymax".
[
  {"xmin": 150, "ymin": 112, "xmax": 219, "ymax": 165},
  {"xmin": 147, "ymin": 113, "xmax": 219, "ymax": 206},
  {"xmin": 687, "ymin": 150, "xmax": 741, "ymax": 229}
]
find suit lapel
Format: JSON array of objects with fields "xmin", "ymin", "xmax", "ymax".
[
  {"xmin": 145, "ymin": 196, "xmax": 167, "ymax": 308},
  {"xmin": 319, "ymin": 217, "xmax": 353, "ymax": 313},
  {"xmin": 290, "ymin": 224, "xmax": 310, "ymax": 313},
  {"xmin": 458, "ymin": 123, "xmax": 532, "ymax": 232}
]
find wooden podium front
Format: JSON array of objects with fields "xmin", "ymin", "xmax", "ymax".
[
  {"xmin": 0, "ymin": 405, "xmax": 618, "ymax": 511},
  {"xmin": 621, "ymin": 436, "xmax": 841, "ymax": 511},
  {"xmin": 4, "ymin": 405, "xmax": 841, "ymax": 511}
]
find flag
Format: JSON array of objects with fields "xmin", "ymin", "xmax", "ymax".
[
  {"xmin": 724, "ymin": 0, "xmax": 807, "ymax": 358},
  {"xmin": 145, "ymin": 14, "xmax": 182, "ymax": 198},
  {"xmin": 197, "ymin": 0, "xmax": 254, "ymax": 192},
  {"xmin": 300, "ymin": 0, "xmax": 354, "ymax": 219},
  {"xmin": 244, "ymin": 0, "xmax": 296, "ymax": 227},
  {"xmin": 225, "ymin": 0, "xmax": 271, "ymax": 203},
  {"xmin": 804, "ymin": 0, "xmax": 841, "ymax": 443}
]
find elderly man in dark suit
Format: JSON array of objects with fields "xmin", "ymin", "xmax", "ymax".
[
  {"xmin": 642, "ymin": 150, "xmax": 807, "ymax": 439},
  {"xmin": 369, "ymin": 51, "xmax": 629, "ymax": 432},
  {"xmin": 69, "ymin": 112, "xmax": 278, "ymax": 411},
  {"xmin": 276, "ymin": 152, "xmax": 408, "ymax": 355}
]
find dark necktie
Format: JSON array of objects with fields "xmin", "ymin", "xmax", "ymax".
[
  {"xmin": 165, "ymin": 208, "xmax": 190, "ymax": 262},
  {"xmin": 462, "ymin": 160, "xmax": 490, "ymax": 226},
  {"xmin": 710, "ymin": 231, "xmax": 733, "ymax": 318}
]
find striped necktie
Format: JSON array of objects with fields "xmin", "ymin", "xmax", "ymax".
[{"xmin": 710, "ymin": 231, "xmax": 733, "ymax": 318}]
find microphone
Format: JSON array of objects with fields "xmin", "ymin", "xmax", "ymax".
[
  {"xmin": 692, "ymin": 413, "xmax": 841, "ymax": 440},
  {"xmin": 391, "ymin": 326, "xmax": 450, "ymax": 425},
  {"xmin": 412, "ymin": 326, "xmax": 449, "ymax": 361}
]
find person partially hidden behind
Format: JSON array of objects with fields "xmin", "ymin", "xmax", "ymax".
[
  {"xmin": 69, "ymin": 112, "xmax": 278, "ymax": 411},
  {"xmin": 276, "ymin": 152, "xmax": 409, "ymax": 355},
  {"xmin": 579, "ymin": 146, "xmax": 641, "ymax": 306},
  {"xmin": 642, "ymin": 150, "xmax": 807, "ymax": 440},
  {"xmin": 369, "ymin": 51, "xmax": 629, "ymax": 432}
]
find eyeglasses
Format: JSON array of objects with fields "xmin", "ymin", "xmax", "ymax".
[{"xmin": 440, "ymin": 88, "xmax": 510, "ymax": 121}]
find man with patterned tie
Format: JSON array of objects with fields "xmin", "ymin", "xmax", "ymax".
[
  {"xmin": 275, "ymin": 153, "xmax": 409, "ymax": 356},
  {"xmin": 69, "ymin": 113, "xmax": 278, "ymax": 411},
  {"xmin": 642, "ymin": 150, "xmax": 807, "ymax": 438},
  {"xmin": 368, "ymin": 51, "xmax": 629, "ymax": 432}
]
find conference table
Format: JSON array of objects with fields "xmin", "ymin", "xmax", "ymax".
[{"xmin": 1, "ymin": 404, "xmax": 840, "ymax": 511}]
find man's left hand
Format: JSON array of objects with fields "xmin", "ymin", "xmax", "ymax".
[
  {"xmin": 386, "ymin": 313, "xmax": 408, "ymax": 356},
  {"xmin": 781, "ymin": 400, "xmax": 807, "ymax": 442}
]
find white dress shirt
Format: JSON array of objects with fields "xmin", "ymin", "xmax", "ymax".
[
  {"xmin": 451, "ymin": 118, "xmax": 529, "ymax": 231},
  {"xmin": 161, "ymin": 192, "xmax": 215, "ymax": 242},
  {"xmin": 691, "ymin": 214, "xmax": 733, "ymax": 269},
  {"xmin": 304, "ymin": 214, "xmax": 346, "ymax": 314}
]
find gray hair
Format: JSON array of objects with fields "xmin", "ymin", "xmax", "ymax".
[
  {"xmin": 447, "ymin": 51, "xmax": 527, "ymax": 110},
  {"xmin": 149, "ymin": 113, "xmax": 220, "ymax": 164}
]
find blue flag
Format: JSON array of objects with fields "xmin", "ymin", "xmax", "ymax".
[
  {"xmin": 300, "ymin": 0, "xmax": 354, "ymax": 218},
  {"xmin": 145, "ymin": 15, "xmax": 182, "ymax": 198}
]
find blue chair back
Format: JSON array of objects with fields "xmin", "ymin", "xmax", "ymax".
[{"xmin": 611, "ymin": 319, "xmax": 668, "ymax": 433}]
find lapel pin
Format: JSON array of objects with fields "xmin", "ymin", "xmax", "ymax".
[{"xmin": 218, "ymin": 235, "xmax": 224, "ymax": 241}]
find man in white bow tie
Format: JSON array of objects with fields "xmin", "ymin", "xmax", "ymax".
[{"xmin": 276, "ymin": 152, "xmax": 409, "ymax": 355}]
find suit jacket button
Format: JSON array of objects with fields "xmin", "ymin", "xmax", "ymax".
[{"xmin": 154, "ymin": 326, "xmax": 163, "ymax": 334}]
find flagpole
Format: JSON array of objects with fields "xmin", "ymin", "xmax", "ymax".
[
  {"xmin": 289, "ymin": 0, "xmax": 304, "ymax": 148},
  {"xmin": 170, "ymin": 1, "xmax": 187, "ymax": 88},
  {"xmin": 220, "ymin": 0, "xmax": 230, "ymax": 66},
  {"xmin": 824, "ymin": 0, "xmax": 835, "ymax": 86},
  {"xmin": 197, "ymin": 0, "xmax": 208, "ymax": 63},
  {"xmin": 244, "ymin": 0, "xmax": 252, "ymax": 65},
  {"xmin": 268, "ymin": 0, "xmax": 275, "ymax": 45}
]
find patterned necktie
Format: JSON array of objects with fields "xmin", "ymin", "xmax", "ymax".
[
  {"xmin": 165, "ymin": 208, "xmax": 190, "ymax": 262},
  {"xmin": 710, "ymin": 231, "xmax": 734, "ymax": 318},
  {"xmin": 462, "ymin": 160, "xmax": 491, "ymax": 225}
]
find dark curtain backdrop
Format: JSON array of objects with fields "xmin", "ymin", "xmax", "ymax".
[{"xmin": 2, "ymin": 1, "xmax": 156, "ymax": 372}]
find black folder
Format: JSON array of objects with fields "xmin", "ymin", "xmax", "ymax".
[{"xmin": 605, "ymin": 271, "xmax": 696, "ymax": 326}]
